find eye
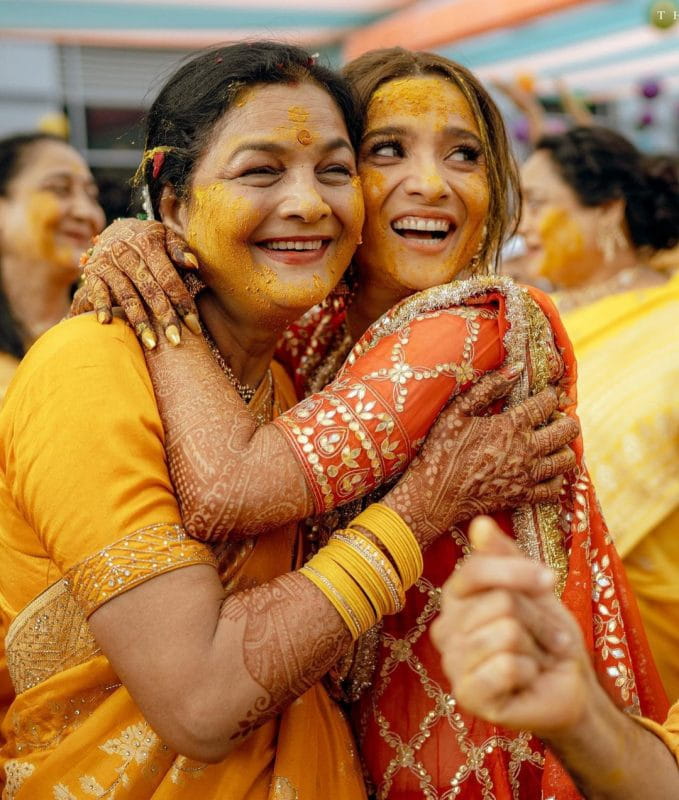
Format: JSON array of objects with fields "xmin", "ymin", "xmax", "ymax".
[
  {"xmin": 241, "ymin": 165, "xmax": 280, "ymax": 177},
  {"xmin": 369, "ymin": 140, "xmax": 403, "ymax": 159},
  {"xmin": 447, "ymin": 145, "xmax": 482, "ymax": 164},
  {"xmin": 43, "ymin": 182, "xmax": 72, "ymax": 198}
]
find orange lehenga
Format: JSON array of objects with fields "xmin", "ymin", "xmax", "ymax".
[
  {"xmin": 275, "ymin": 275, "xmax": 667, "ymax": 799},
  {"xmin": 0, "ymin": 316, "xmax": 366, "ymax": 799}
]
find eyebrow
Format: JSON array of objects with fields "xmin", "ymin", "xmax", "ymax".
[
  {"xmin": 40, "ymin": 171, "xmax": 98, "ymax": 187},
  {"xmin": 363, "ymin": 125, "xmax": 483, "ymax": 148},
  {"xmin": 229, "ymin": 136, "xmax": 354, "ymax": 160}
]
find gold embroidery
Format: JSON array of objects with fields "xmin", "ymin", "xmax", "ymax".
[
  {"xmin": 4, "ymin": 759, "xmax": 36, "ymax": 799},
  {"xmin": 6, "ymin": 579, "xmax": 100, "ymax": 695},
  {"xmin": 272, "ymin": 775, "xmax": 299, "ymax": 799},
  {"xmin": 64, "ymin": 522, "xmax": 216, "ymax": 617},
  {"xmin": 6, "ymin": 523, "xmax": 216, "ymax": 694},
  {"xmin": 169, "ymin": 755, "xmax": 209, "ymax": 786}
]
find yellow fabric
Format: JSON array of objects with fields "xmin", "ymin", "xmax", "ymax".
[
  {"xmin": 561, "ymin": 271, "xmax": 679, "ymax": 700},
  {"xmin": 0, "ymin": 353, "xmax": 18, "ymax": 406},
  {"xmin": 0, "ymin": 316, "xmax": 366, "ymax": 799},
  {"xmin": 635, "ymin": 706, "xmax": 679, "ymax": 767}
]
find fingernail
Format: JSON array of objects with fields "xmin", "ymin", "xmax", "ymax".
[
  {"xmin": 183, "ymin": 313, "xmax": 202, "ymax": 336},
  {"xmin": 141, "ymin": 328, "xmax": 157, "ymax": 350},
  {"xmin": 97, "ymin": 310, "xmax": 109, "ymax": 325},
  {"xmin": 166, "ymin": 324, "xmax": 181, "ymax": 346},
  {"xmin": 553, "ymin": 629, "xmax": 571, "ymax": 651},
  {"xmin": 183, "ymin": 252, "xmax": 199, "ymax": 269},
  {"xmin": 505, "ymin": 361, "xmax": 524, "ymax": 378},
  {"xmin": 538, "ymin": 569, "xmax": 555, "ymax": 589}
]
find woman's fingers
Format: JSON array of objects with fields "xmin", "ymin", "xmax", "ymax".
[
  {"xmin": 531, "ymin": 415, "xmax": 579, "ymax": 457},
  {"xmin": 509, "ymin": 387, "xmax": 558, "ymax": 429},
  {"xmin": 529, "ymin": 446, "xmax": 577, "ymax": 483}
]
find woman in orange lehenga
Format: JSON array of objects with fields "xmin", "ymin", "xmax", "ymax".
[{"xmin": 76, "ymin": 50, "xmax": 666, "ymax": 799}]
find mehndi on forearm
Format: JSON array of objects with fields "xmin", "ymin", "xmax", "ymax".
[{"xmin": 146, "ymin": 335, "xmax": 314, "ymax": 541}]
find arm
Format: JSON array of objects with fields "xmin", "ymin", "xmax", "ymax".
[
  {"xmin": 430, "ymin": 518, "xmax": 679, "ymax": 800},
  {"xmin": 492, "ymin": 79, "xmax": 547, "ymax": 144}
]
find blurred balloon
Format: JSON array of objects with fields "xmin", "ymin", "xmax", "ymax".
[
  {"xmin": 512, "ymin": 117, "xmax": 531, "ymax": 142},
  {"xmin": 38, "ymin": 112, "xmax": 70, "ymax": 139},
  {"xmin": 637, "ymin": 111, "xmax": 655, "ymax": 129},
  {"xmin": 515, "ymin": 73, "xmax": 536, "ymax": 93},
  {"xmin": 649, "ymin": 1, "xmax": 678, "ymax": 29},
  {"xmin": 640, "ymin": 78, "xmax": 662, "ymax": 99}
]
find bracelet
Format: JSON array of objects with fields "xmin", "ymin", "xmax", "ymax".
[
  {"xmin": 300, "ymin": 547, "xmax": 376, "ymax": 639},
  {"xmin": 349, "ymin": 503, "xmax": 423, "ymax": 590}
]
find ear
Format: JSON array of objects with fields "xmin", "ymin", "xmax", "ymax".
[
  {"xmin": 158, "ymin": 184, "xmax": 189, "ymax": 239},
  {"xmin": 597, "ymin": 197, "xmax": 625, "ymax": 229}
]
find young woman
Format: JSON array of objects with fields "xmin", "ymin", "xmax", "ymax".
[{"xmin": 72, "ymin": 51, "xmax": 665, "ymax": 799}]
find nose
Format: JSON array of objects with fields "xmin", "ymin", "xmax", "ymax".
[
  {"xmin": 71, "ymin": 187, "xmax": 105, "ymax": 233},
  {"xmin": 278, "ymin": 168, "xmax": 331, "ymax": 224},
  {"xmin": 403, "ymin": 160, "xmax": 450, "ymax": 203}
]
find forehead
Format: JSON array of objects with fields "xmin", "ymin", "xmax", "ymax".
[
  {"xmin": 522, "ymin": 150, "xmax": 571, "ymax": 196},
  {"xmin": 209, "ymin": 82, "xmax": 349, "ymax": 146},
  {"xmin": 366, "ymin": 76, "xmax": 479, "ymax": 133},
  {"xmin": 14, "ymin": 141, "xmax": 91, "ymax": 184}
]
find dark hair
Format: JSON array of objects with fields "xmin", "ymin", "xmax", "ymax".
[
  {"xmin": 141, "ymin": 42, "xmax": 364, "ymax": 218},
  {"xmin": 343, "ymin": 47, "xmax": 521, "ymax": 272},
  {"xmin": 0, "ymin": 132, "xmax": 67, "ymax": 358},
  {"xmin": 536, "ymin": 126, "xmax": 679, "ymax": 252}
]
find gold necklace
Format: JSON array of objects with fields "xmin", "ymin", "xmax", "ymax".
[{"xmin": 200, "ymin": 321, "xmax": 259, "ymax": 404}]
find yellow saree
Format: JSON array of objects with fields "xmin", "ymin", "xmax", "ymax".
[
  {"xmin": 561, "ymin": 270, "xmax": 679, "ymax": 698},
  {"xmin": 0, "ymin": 316, "xmax": 365, "ymax": 799}
]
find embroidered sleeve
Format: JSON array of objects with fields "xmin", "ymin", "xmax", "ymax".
[
  {"xmin": 64, "ymin": 523, "xmax": 217, "ymax": 617},
  {"xmin": 274, "ymin": 300, "xmax": 503, "ymax": 513}
]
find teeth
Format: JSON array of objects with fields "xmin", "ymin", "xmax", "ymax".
[
  {"xmin": 266, "ymin": 240, "xmax": 324, "ymax": 251},
  {"xmin": 393, "ymin": 216, "xmax": 450, "ymax": 233}
]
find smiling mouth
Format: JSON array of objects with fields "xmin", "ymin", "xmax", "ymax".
[
  {"xmin": 259, "ymin": 239, "xmax": 327, "ymax": 252},
  {"xmin": 391, "ymin": 216, "xmax": 454, "ymax": 244}
]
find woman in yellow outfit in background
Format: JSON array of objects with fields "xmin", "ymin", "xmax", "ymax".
[{"xmin": 520, "ymin": 125, "xmax": 679, "ymax": 697}]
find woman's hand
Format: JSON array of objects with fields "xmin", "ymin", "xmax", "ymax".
[
  {"xmin": 382, "ymin": 369, "xmax": 579, "ymax": 550},
  {"xmin": 71, "ymin": 217, "xmax": 201, "ymax": 346}
]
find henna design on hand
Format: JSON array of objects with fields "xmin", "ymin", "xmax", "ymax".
[
  {"xmin": 382, "ymin": 371, "xmax": 579, "ymax": 551},
  {"xmin": 145, "ymin": 334, "xmax": 315, "ymax": 540},
  {"xmin": 220, "ymin": 572, "xmax": 350, "ymax": 740},
  {"xmin": 71, "ymin": 217, "xmax": 200, "ymax": 340}
]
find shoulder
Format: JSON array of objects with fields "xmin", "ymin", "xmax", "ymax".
[{"xmin": 11, "ymin": 315, "xmax": 149, "ymax": 394}]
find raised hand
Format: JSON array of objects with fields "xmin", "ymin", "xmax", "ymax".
[
  {"xmin": 71, "ymin": 217, "xmax": 201, "ymax": 346},
  {"xmin": 381, "ymin": 370, "xmax": 579, "ymax": 550},
  {"xmin": 430, "ymin": 516, "xmax": 590, "ymax": 736}
]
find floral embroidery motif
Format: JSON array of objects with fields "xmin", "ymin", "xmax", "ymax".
[{"xmin": 4, "ymin": 759, "xmax": 35, "ymax": 799}]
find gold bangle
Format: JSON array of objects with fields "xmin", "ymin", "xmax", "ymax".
[
  {"xmin": 349, "ymin": 503, "xmax": 423, "ymax": 590},
  {"xmin": 331, "ymin": 530, "xmax": 404, "ymax": 615}
]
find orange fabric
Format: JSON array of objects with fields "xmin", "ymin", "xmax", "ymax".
[
  {"xmin": 278, "ymin": 282, "xmax": 667, "ymax": 799},
  {"xmin": 0, "ymin": 317, "xmax": 366, "ymax": 799}
]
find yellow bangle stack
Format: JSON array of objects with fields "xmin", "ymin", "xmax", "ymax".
[
  {"xmin": 350, "ymin": 503, "xmax": 423, "ymax": 590},
  {"xmin": 299, "ymin": 503, "xmax": 423, "ymax": 640}
]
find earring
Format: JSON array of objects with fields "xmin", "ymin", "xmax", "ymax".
[{"xmin": 597, "ymin": 224, "xmax": 626, "ymax": 264}]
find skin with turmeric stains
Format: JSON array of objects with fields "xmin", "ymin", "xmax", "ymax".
[
  {"xmin": 354, "ymin": 77, "xmax": 489, "ymax": 297},
  {"xmin": 159, "ymin": 82, "xmax": 363, "ymax": 386}
]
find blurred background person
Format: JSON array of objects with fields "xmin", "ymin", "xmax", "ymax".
[
  {"xmin": 517, "ymin": 124, "xmax": 679, "ymax": 698},
  {"xmin": 0, "ymin": 133, "xmax": 105, "ymax": 397}
]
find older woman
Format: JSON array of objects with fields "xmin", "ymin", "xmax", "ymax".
[
  {"xmin": 72, "ymin": 51, "xmax": 665, "ymax": 799},
  {"xmin": 0, "ymin": 43, "xmax": 545, "ymax": 799},
  {"xmin": 519, "ymin": 126, "xmax": 679, "ymax": 699}
]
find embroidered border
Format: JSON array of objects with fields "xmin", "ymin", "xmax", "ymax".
[{"xmin": 6, "ymin": 523, "xmax": 216, "ymax": 694}]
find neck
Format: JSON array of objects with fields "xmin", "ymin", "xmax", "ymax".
[
  {"xmin": 571, "ymin": 247, "xmax": 640, "ymax": 290},
  {"xmin": 346, "ymin": 279, "xmax": 412, "ymax": 342},
  {"xmin": 197, "ymin": 292, "xmax": 279, "ymax": 389},
  {"xmin": 1, "ymin": 255, "xmax": 73, "ymax": 348}
]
